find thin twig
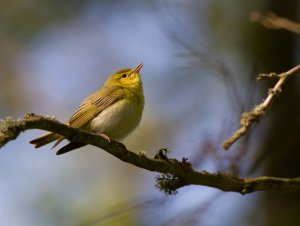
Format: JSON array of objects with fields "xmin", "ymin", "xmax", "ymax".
[
  {"xmin": 250, "ymin": 11, "xmax": 300, "ymax": 34},
  {"xmin": 1, "ymin": 113, "xmax": 300, "ymax": 194},
  {"xmin": 222, "ymin": 65, "xmax": 300, "ymax": 150}
]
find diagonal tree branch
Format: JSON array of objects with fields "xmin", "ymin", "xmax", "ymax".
[
  {"xmin": 222, "ymin": 64, "xmax": 300, "ymax": 150},
  {"xmin": 1, "ymin": 113, "xmax": 300, "ymax": 194},
  {"xmin": 249, "ymin": 11, "xmax": 300, "ymax": 34}
]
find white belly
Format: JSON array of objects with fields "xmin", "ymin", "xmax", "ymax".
[{"xmin": 90, "ymin": 99, "xmax": 142, "ymax": 140}]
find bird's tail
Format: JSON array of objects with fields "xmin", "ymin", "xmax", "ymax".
[
  {"xmin": 56, "ymin": 142, "xmax": 86, "ymax": 155},
  {"xmin": 29, "ymin": 132, "xmax": 62, "ymax": 148}
]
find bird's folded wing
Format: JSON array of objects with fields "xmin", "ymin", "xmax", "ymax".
[{"xmin": 68, "ymin": 86, "xmax": 125, "ymax": 128}]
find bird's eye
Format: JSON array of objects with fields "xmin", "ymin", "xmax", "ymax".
[{"xmin": 121, "ymin": 74, "xmax": 127, "ymax": 78}]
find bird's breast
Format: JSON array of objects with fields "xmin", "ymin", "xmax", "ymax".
[{"xmin": 90, "ymin": 98, "xmax": 143, "ymax": 140}]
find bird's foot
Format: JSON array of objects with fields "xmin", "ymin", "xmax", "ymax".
[{"xmin": 98, "ymin": 133, "xmax": 111, "ymax": 143}]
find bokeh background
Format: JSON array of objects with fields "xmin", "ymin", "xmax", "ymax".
[{"xmin": 1, "ymin": 0, "xmax": 300, "ymax": 225}]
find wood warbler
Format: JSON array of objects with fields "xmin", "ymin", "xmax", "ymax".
[{"xmin": 30, "ymin": 63, "xmax": 144, "ymax": 155}]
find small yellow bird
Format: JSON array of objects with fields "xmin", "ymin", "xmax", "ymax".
[{"xmin": 30, "ymin": 63, "xmax": 144, "ymax": 155}]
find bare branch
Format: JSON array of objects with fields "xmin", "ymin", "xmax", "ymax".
[
  {"xmin": 222, "ymin": 65, "xmax": 300, "ymax": 150},
  {"xmin": 250, "ymin": 11, "xmax": 300, "ymax": 34},
  {"xmin": 1, "ymin": 113, "xmax": 300, "ymax": 194}
]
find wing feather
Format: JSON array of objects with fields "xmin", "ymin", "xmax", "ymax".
[{"xmin": 68, "ymin": 86, "xmax": 125, "ymax": 129}]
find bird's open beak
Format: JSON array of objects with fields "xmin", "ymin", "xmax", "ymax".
[{"xmin": 132, "ymin": 63, "xmax": 143, "ymax": 73}]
